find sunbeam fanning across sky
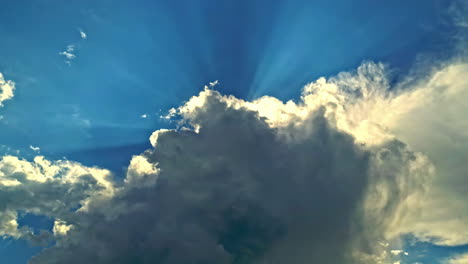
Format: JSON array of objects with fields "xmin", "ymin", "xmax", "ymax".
[{"xmin": 0, "ymin": 0, "xmax": 467, "ymax": 263}]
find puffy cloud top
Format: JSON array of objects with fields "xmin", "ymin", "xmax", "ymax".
[{"xmin": 0, "ymin": 155, "xmax": 115, "ymax": 242}]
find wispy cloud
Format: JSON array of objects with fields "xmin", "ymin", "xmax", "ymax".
[
  {"xmin": 209, "ymin": 80, "xmax": 219, "ymax": 87},
  {"xmin": 59, "ymin": 45, "xmax": 76, "ymax": 65},
  {"xmin": 59, "ymin": 28, "xmax": 88, "ymax": 65},
  {"xmin": 79, "ymin": 29, "xmax": 87, "ymax": 39},
  {"xmin": 29, "ymin": 145, "xmax": 40, "ymax": 153}
]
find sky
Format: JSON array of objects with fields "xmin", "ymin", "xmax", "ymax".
[{"xmin": 0, "ymin": 0, "xmax": 467, "ymax": 263}]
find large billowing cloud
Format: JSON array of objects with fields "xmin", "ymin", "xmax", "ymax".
[
  {"xmin": 383, "ymin": 63, "xmax": 468, "ymax": 246},
  {"xmin": 8, "ymin": 62, "xmax": 437, "ymax": 264},
  {"xmin": 0, "ymin": 58, "xmax": 467, "ymax": 263}
]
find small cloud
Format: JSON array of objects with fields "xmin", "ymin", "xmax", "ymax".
[
  {"xmin": 79, "ymin": 30, "xmax": 87, "ymax": 39},
  {"xmin": 390, "ymin": 249, "xmax": 409, "ymax": 255},
  {"xmin": 59, "ymin": 51, "xmax": 76, "ymax": 60},
  {"xmin": 53, "ymin": 219, "xmax": 73, "ymax": 236},
  {"xmin": 0, "ymin": 72, "xmax": 15, "ymax": 107},
  {"xmin": 141, "ymin": 114, "xmax": 148, "ymax": 119},
  {"xmin": 379, "ymin": 241, "xmax": 390, "ymax": 247},
  {"xmin": 159, "ymin": 108, "xmax": 177, "ymax": 119},
  {"xmin": 29, "ymin": 145, "xmax": 40, "ymax": 153},
  {"xmin": 59, "ymin": 45, "xmax": 76, "ymax": 64},
  {"xmin": 209, "ymin": 80, "xmax": 219, "ymax": 87}
]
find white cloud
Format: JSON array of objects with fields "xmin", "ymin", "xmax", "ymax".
[
  {"xmin": 149, "ymin": 128, "xmax": 174, "ymax": 148},
  {"xmin": 79, "ymin": 30, "xmax": 87, "ymax": 39},
  {"xmin": 160, "ymin": 107, "xmax": 176, "ymax": 119},
  {"xmin": 446, "ymin": 253, "xmax": 468, "ymax": 264},
  {"xmin": 0, "ymin": 155, "xmax": 115, "ymax": 241},
  {"xmin": 29, "ymin": 145, "xmax": 40, "ymax": 153},
  {"xmin": 125, "ymin": 155, "xmax": 159, "ymax": 187},
  {"xmin": 59, "ymin": 51, "xmax": 76, "ymax": 60},
  {"xmin": 390, "ymin": 250, "xmax": 408, "ymax": 256},
  {"xmin": 0, "ymin": 72, "xmax": 15, "ymax": 107},
  {"xmin": 381, "ymin": 63, "xmax": 468, "ymax": 246},
  {"xmin": 59, "ymin": 45, "xmax": 77, "ymax": 64},
  {"xmin": 209, "ymin": 80, "xmax": 219, "ymax": 87},
  {"xmin": 52, "ymin": 219, "xmax": 73, "ymax": 236}
]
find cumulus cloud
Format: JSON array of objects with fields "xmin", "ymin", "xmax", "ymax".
[
  {"xmin": 177, "ymin": 61, "xmax": 468, "ymax": 248},
  {"xmin": 379, "ymin": 63, "xmax": 468, "ymax": 246},
  {"xmin": 19, "ymin": 65, "xmax": 440, "ymax": 263},
  {"xmin": 0, "ymin": 72, "xmax": 15, "ymax": 107},
  {"xmin": 0, "ymin": 57, "xmax": 467, "ymax": 263},
  {"xmin": 0, "ymin": 155, "xmax": 115, "ymax": 243}
]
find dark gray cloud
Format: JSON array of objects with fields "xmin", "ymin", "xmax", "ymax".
[{"xmin": 28, "ymin": 89, "xmax": 426, "ymax": 264}]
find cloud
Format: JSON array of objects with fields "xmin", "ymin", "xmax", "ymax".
[
  {"xmin": 59, "ymin": 51, "xmax": 75, "ymax": 60},
  {"xmin": 390, "ymin": 250, "xmax": 408, "ymax": 256},
  {"xmin": 0, "ymin": 155, "xmax": 115, "ymax": 244},
  {"xmin": 0, "ymin": 58, "xmax": 466, "ymax": 263},
  {"xmin": 79, "ymin": 30, "xmax": 87, "ymax": 39},
  {"xmin": 20, "ymin": 67, "xmax": 437, "ymax": 263},
  {"xmin": 59, "ymin": 45, "xmax": 77, "ymax": 65},
  {"xmin": 60, "ymin": 28, "xmax": 88, "ymax": 65},
  {"xmin": 209, "ymin": 80, "xmax": 219, "ymax": 87},
  {"xmin": 379, "ymin": 63, "xmax": 468, "ymax": 246},
  {"xmin": 446, "ymin": 253, "xmax": 468, "ymax": 264},
  {"xmin": 0, "ymin": 72, "xmax": 15, "ymax": 107},
  {"xmin": 29, "ymin": 146, "xmax": 40, "ymax": 153}
]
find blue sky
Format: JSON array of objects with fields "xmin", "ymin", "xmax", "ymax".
[{"xmin": 0, "ymin": 0, "xmax": 467, "ymax": 263}]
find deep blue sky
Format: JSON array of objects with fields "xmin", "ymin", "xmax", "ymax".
[{"xmin": 0, "ymin": 0, "xmax": 461, "ymax": 263}]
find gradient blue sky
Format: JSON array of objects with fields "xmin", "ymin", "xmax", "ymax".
[{"xmin": 0, "ymin": 0, "xmax": 464, "ymax": 263}]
